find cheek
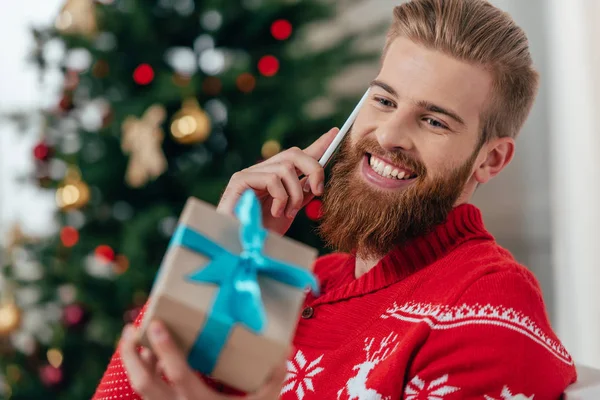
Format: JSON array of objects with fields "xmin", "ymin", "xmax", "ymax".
[{"xmin": 420, "ymin": 150, "xmax": 464, "ymax": 179}]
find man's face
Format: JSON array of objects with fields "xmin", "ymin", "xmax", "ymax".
[{"xmin": 319, "ymin": 37, "xmax": 493, "ymax": 258}]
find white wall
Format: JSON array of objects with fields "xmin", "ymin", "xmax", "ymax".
[
  {"xmin": 547, "ymin": 0, "xmax": 600, "ymax": 368},
  {"xmin": 0, "ymin": 0, "xmax": 63, "ymax": 240}
]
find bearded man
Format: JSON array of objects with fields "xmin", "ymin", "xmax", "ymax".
[{"xmin": 93, "ymin": 1, "xmax": 577, "ymax": 399}]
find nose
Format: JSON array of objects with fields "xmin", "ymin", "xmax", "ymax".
[{"xmin": 374, "ymin": 105, "xmax": 415, "ymax": 152}]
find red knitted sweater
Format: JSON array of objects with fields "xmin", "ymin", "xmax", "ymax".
[{"xmin": 93, "ymin": 204, "xmax": 577, "ymax": 399}]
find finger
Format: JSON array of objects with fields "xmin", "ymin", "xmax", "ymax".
[
  {"xmin": 120, "ymin": 325, "xmax": 172, "ymax": 399},
  {"xmin": 218, "ymin": 171, "xmax": 289, "ymax": 218},
  {"xmin": 148, "ymin": 320, "xmax": 216, "ymax": 398},
  {"xmin": 268, "ymin": 147, "xmax": 326, "ymax": 197},
  {"xmin": 303, "ymin": 127, "xmax": 339, "ymax": 161},
  {"xmin": 140, "ymin": 347, "xmax": 158, "ymax": 375},
  {"xmin": 252, "ymin": 162, "xmax": 304, "ymax": 218}
]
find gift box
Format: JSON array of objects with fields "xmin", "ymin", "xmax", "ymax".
[{"xmin": 137, "ymin": 189, "xmax": 319, "ymax": 393}]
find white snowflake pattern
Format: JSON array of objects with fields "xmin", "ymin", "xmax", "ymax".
[
  {"xmin": 281, "ymin": 350, "xmax": 325, "ymax": 399},
  {"xmin": 404, "ymin": 374, "xmax": 460, "ymax": 400},
  {"xmin": 484, "ymin": 386, "xmax": 534, "ymax": 400}
]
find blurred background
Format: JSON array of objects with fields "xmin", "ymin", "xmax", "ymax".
[{"xmin": 0, "ymin": 0, "xmax": 598, "ymax": 398}]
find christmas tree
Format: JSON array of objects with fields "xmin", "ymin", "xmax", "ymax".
[{"xmin": 0, "ymin": 0, "xmax": 381, "ymax": 398}]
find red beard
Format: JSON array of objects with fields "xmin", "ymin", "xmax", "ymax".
[{"xmin": 318, "ymin": 135, "xmax": 479, "ymax": 259}]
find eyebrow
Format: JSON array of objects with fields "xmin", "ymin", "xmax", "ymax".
[{"xmin": 369, "ymin": 79, "xmax": 466, "ymax": 126}]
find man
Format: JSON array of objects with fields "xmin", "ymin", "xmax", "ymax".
[{"xmin": 93, "ymin": 0, "xmax": 577, "ymax": 399}]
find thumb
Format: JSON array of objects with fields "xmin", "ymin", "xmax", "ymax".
[{"xmin": 303, "ymin": 127, "xmax": 339, "ymax": 160}]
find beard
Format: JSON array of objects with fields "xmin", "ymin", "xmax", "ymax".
[{"xmin": 318, "ymin": 135, "xmax": 480, "ymax": 259}]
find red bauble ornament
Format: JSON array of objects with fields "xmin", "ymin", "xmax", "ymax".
[
  {"xmin": 60, "ymin": 227, "xmax": 79, "ymax": 248},
  {"xmin": 95, "ymin": 245, "xmax": 115, "ymax": 262},
  {"xmin": 40, "ymin": 364, "xmax": 63, "ymax": 387},
  {"xmin": 133, "ymin": 64, "xmax": 155, "ymax": 85},
  {"xmin": 305, "ymin": 199, "xmax": 323, "ymax": 221},
  {"xmin": 63, "ymin": 304, "xmax": 85, "ymax": 327},
  {"xmin": 271, "ymin": 19, "xmax": 292, "ymax": 40},
  {"xmin": 33, "ymin": 142, "xmax": 52, "ymax": 161},
  {"xmin": 258, "ymin": 56, "xmax": 279, "ymax": 77}
]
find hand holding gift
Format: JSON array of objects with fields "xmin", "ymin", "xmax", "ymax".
[
  {"xmin": 120, "ymin": 320, "xmax": 287, "ymax": 400},
  {"xmin": 125, "ymin": 189, "xmax": 319, "ymax": 396}
]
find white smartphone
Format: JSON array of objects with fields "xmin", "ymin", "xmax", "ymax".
[{"xmin": 318, "ymin": 88, "xmax": 370, "ymax": 167}]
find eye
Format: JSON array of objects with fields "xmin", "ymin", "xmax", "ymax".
[
  {"xmin": 423, "ymin": 117, "xmax": 448, "ymax": 130},
  {"xmin": 374, "ymin": 96, "xmax": 395, "ymax": 108}
]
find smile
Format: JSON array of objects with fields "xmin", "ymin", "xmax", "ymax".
[{"xmin": 360, "ymin": 153, "xmax": 418, "ymax": 189}]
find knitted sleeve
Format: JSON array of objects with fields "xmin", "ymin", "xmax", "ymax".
[
  {"xmin": 91, "ymin": 302, "xmax": 148, "ymax": 400},
  {"xmin": 400, "ymin": 269, "xmax": 577, "ymax": 400}
]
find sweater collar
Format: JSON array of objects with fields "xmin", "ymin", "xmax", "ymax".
[{"xmin": 311, "ymin": 203, "xmax": 494, "ymax": 306}]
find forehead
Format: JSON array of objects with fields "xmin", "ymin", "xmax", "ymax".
[{"xmin": 379, "ymin": 37, "xmax": 493, "ymax": 127}]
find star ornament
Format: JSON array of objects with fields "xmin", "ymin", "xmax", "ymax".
[{"xmin": 121, "ymin": 104, "xmax": 168, "ymax": 188}]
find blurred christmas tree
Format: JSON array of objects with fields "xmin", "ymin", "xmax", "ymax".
[{"xmin": 0, "ymin": 0, "xmax": 381, "ymax": 398}]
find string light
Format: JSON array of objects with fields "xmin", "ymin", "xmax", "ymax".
[
  {"xmin": 236, "ymin": 73, "xmax": 256, "ymax": 93},
  {"xmin": 261, "ymin": 140, "xmax": 281, "ymax": 159},
  {"xmin": 60, "ymin": 227, "xmax": 79, "ymax": 247},
  {"xmin": 95, "ymin": 245, "xmax": 115, "ymax": 262},
  {"xmin": 6, "ymin": 364, "xmax": 22, "ymax": 383},
  {"xmin": 114, "ymin": 255, "xmax": 130, "ymax": 274},
  {"xmin": 133, "ymin": 64, "xmax": 154, "ymax": 85},
  {"xmin": 47, "ymin": 348, "xmax": 64, "ymax": 368},
  {"xmin": 271, "ymin": 19, "xmax": 292, "ymax": 40},
  {"xmin": 258, "ymin": 55, "xmax": 279, "ymax": 77},
  {"xmin": 172, "ymin": 73, "xmax": 191, "ymax": 87}
]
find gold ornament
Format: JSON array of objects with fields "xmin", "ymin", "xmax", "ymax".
[
  {"xmin": 170, "ymin": 98, "xmax": 211, "ymax": 145},
  {"xmin": 261, "ymin": 140, "xmax": 281, "ymax": 159},
  {"xmin": 56, "ymin": 167, "xmax": 90, "ymax": 211},
  {"xmin": 55, "ymin": 0, "xmax": 97, "ymax": 37},
  {"xmin": 0, "ymin": 291, "xmax": 21, "ymax": 337},
  {"xmin": 121, "ymin": 105, "xmax": 168, "ymax": 188}
]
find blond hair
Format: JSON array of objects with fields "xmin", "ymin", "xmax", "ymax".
[{"xmin": 385, "ymin": 0, "xmax": 539, "ymax": 141}]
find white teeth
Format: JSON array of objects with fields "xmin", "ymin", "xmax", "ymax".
[
  {"xmin": 383, "ymin": 165, "xmax": 392, "ymax": 177},
  {"xmin": 368, "ymin": 155, "xmax": 414, "ymax": 180}
]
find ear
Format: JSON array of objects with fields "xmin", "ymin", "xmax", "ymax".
[{"xmin": 474, "ymin": 136, "xmax": 515, "ymax": 184}]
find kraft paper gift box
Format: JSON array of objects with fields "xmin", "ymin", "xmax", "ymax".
[{"xmin": 137, "ymin": 189, "xmax": 319, "ymax": 393}]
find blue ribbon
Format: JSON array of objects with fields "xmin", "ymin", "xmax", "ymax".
[{"xmin": 168, "ymin": 189, "xmax": 319, "ymax": 374}]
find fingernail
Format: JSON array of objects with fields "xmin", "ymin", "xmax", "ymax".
[
  {"xmin": 303, "ymin": 181, "xmax": 311, "ymax": 193},
  {"xmin": 317, "ymin": 182, "xmax": 325, "ymax": 195},
  {"xmin": 289, "ymin": 209, "xmax": 298, "ymax": 218},
  {"xmin": 150, "ymin": 322, "xmax": 166, "ymax": 341}
]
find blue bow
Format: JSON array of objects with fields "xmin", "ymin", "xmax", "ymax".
[{"xmin": 168, "ymin": 189, "xmax": 319, "ymax": 374}]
